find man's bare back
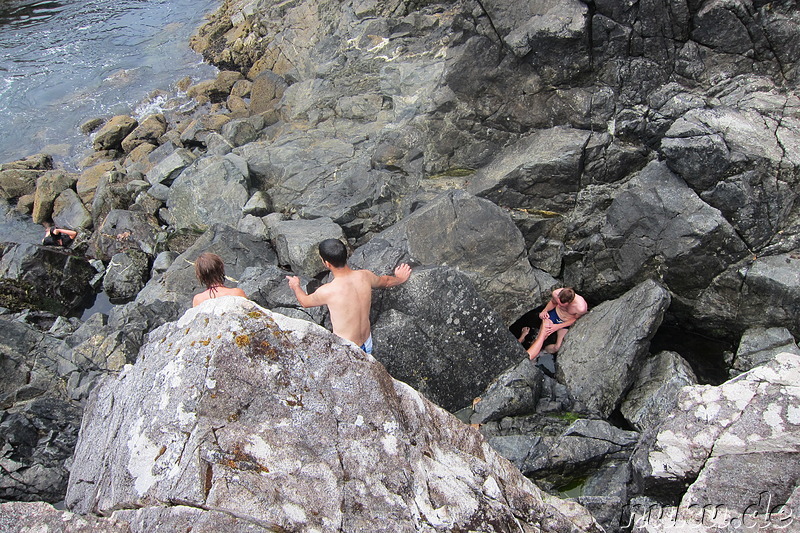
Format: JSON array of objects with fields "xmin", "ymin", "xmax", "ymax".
[{"xmin": 287, "ymin": 256, "xmax": 411, "ymax": 350}]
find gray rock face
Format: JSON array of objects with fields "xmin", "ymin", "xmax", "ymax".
[
  {"xmin": 739, "ymin": 253, "xmax": 800, "ymax": 338},
  {"xmin": 53, "ymin": 188, "xmax": 92, "ymax": 231},
  {"xmin": 272, "ymin": 217, "xmax": 345, "ymax": 277},
  {"xmin": 620, "ymin": 350, "xmax": 697, "ymax": 432},
  {"xmin": 0, "ymin": 501, "xmax": 128, "ymax": 532},
  {"xmin": 167, "ymin": 154, "xmax": 251, "ymax": 231},
  {"xmin": 468, "ymin": 126, "xmax": 592, "ymax": 212},
  {"xmin": 370, "ymin": 266, "xmax": 526, "ymax": 412},
  {"xmin": 89, "ymin": 209, "xmax": 161, "ymax": 263},
  {"xmin": 730, "ymin": 327, "xmax": 800, "ymax": 378},
  {"xmin": 372, "ymin": 190, "xmax": 540, "ymax": 323},
  {"xmin": 470, "ymin": 358, "xmax": 544, "ymax": 425},
  {"xmin": 0, "ymin": 396, "xmax": 81, "ymax": 503},
  {"xmin": 564, "ymin": 161, "xmax": 749, "ymax": 301},
  {"xmin": 631, "ymin": 352, "xmax": 800, "ymax": 530},
  {"xmin": 65, "ymin": 298, "xmax": 601, "ymax": 532},
  {"xmin": 145, "ymin": 148, "xmax": 196, "ymax": 186},
  {"xmin": 0, "ymin": 243, "xmax": 97, "ymax": 314},
  {"xmin": 556, "ymin": 279, "xmax": 671, "ymax": 418},
  {"xmin": 102, "ymin": 250, "xmax": 150, "ymax": 301}
]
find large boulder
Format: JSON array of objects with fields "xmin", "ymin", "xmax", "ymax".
[
  {"xmin": 89, "ymin": 209, "xmax": 162, "ymax": 263},
  {"xmin": 468, "ymin": 126, "xmax": 592, "ymax": 212},
  {"xmin": 92, "ymin": 115, "xmax": 138, "ymax": 151},
  {"xmin": 367, "ymin": 190, "xmax": 541, "ymax": 323},
  {"xmin": 370, "ymin": 265, "xmax": 527, "ymax": 412},
  {"xmin": 631, "ymin": 352, "xmax": 800, "ymax": 530},
  {"xmin": 563, "ymin": 161, "xmax": 750, "ymax": 302},
  {"xmin": 730, "ymin": 326, "xmax": 800, "ymax": 378},
  {"xmin": 0, "ymin": 244, "xmax": 97, "ymax": 314},
  {"xmin": 65, "ymin": 298, "xmax": 601, "ymax": 532},
  {"xmin": 556, "ymin": 279, "xmax": 671, "ymax": 418},
  {"xmin": 271, "ymin": 217, "xmax": 345, "ymax": 277},
  {"xmin": 620, "ymin": 350, "xmax": 697, "ymax": 432},
  {"xmin": 167, "ymin": 154, "xmax": 251, "ymax": 231},
  {"xmin": 31, "ymin": 170, "xmax": 76, "ymax": 224}
]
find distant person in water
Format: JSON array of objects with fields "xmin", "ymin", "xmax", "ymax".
[
  {"xmin": 192, "ymin": 252, "xmax": 247, "ymax": 307},
  {"xmin": 42, "ymin": 224, "xmax": 77, "ymax": 247},
  {"xmin": 286, "ymin": 238, "xmax": 411, "ymax": 354},
  {"xmin": 523, "ymin": 287, "xmax": 588, "ymax": 360}
]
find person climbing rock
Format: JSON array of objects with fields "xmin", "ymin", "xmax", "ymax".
[{"xmin": 525, "ymin": 287, "xmax": 588, "ymax": 360}]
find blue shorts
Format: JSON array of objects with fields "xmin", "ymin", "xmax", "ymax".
[
  {"xmin": 359, "ymin": 335, "xmax": 373, "ymax": 355},
  {"xmin": 548, "ymin": 309, "xmax": 566, "ymax": 326}
]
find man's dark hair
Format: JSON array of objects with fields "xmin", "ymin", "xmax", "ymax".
[
  {"xmin": 559, "ymin": 287, "xmax": 576, "ymax": 304},
  {"xmin": 195, "ymin": 252, "xmax": 226, "ymax": 289},
  {"xmin": 319, "ymin": 239, "xmax": 348, "ymax": 268}
]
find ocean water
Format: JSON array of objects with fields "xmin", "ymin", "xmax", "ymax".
[{"xmin": 0, "ymin": 0, "xmax": 220, "ymax": 169}]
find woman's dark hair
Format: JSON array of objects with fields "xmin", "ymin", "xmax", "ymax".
[
  {"xmin": 42, "ymin": 234, "xmax": 58, "ymax": 246},
  {"xmin": 318, "ymin": 239, "xmax": 348, "ymax": 268},
  {"xmin": 195, "ymin": 253, "xmax": 226, "ymax": 289}
]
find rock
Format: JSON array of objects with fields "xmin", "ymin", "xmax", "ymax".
[
  {"xmin": 369, "ymin": 265, "xmax": 528, "ymax": 412},
  {"xmin": 0, "ymin": 318, "xmax": 73, "ymax": 408},
  {"xmin": 368, "ymin": 190, "xmax": 540, "ymax": 324},
  {"xmin": 221, "ymin": 118, "xmax": 258, "ymax": 146},
  {"xmin": 31, "ymin": 170, "xmax": 77, "ymax": 224},
  {"xmin": 556, "ymin": 279, "xmax": 671, "ymax": 418},
  {"xmin": 563, "ymin": 161, "xmax": 750, "ymax": 302},
  {"xmin": 485, "ymin": 417, "xmax": 638, "ymax": 491},
  {"xmin": 186, "ymin": 70, "xmax": 244, "ymax": 103},
  {"xmin": 145, "ymin": 147, "xmax": 196, "ymax": 186},
  {"xmin": 620, "ymin": 350, "xmax": 697, "ymax": 431},
  {"xmin": 65, "ymin": 298, "xmax": 601, "ymax": 532},
  {"xmin": 92, "ymin": 115, "xmax": 138, "ymax": 151},
  {"xmin": 0, "ymin": 501, "xmax": 128, "ymax": 532},
  {"xmin": 249, "ymin": 70, "xmax": 288, "ymax": 114},
  {"xmin": 467, "ymin": 127, "xmax": 591, "ymax": 213},
  {"xmin": 470, "ymin": 358, "xmax": 545, "ymax": 425},
  {"xmin": 0, "ymin": 169, "xmax": 40, "ymax": 201},
  {"xmin": 53, "ymin": 188, "xmax": 92, "ymax": 231},
  {"xmin": 0, "ymin": 153, "xmax": 53, "ymax": 172},
  {"xmin": 631, "ymin": 352, "xmax": 800, "ymax": 527},
  {"xmin": 89, "ymin": 209, "xmax": 162, "ymax": 262},
  {"xmin": 738, "ymin": 253, "xmax": 800, "ymax": 338},
  {"xmin": 90, "ymin": 170, "xmax": 137, "ymax": 226},
  {"xmin": 76, "ymin": 161, "xmax": 116, "ymax": 205},
  {"xmin": 242, "ymin": 190, "xmax": 271, "ymax": 216},
  {"xmin": 179, "ymin": 114, "xmax": 232, "ymax": 147},
  {"xmin": 120, "ymin": 114, "xmax": 167, "ymax": 153},
  {"xmin": 730, "ymin": 326, "xmax": 800, "ymax": 377},
  {"xmin": 0, "ymin": 396, "xmax": 81, "ymax": 503},
  {"xmin": 167, "ymin": 154, "xmax": 251, "ymax": 231},
  {"xmin": 272, "ymin": 217, "xmax": 345, "ymax": 277},
  {"xmin": 103, "ymin": 250, "xmax": 151, "ymax": 301},
  {"xmin": 0, "ymin": 244, "xmax": 97, "ymax": 314}
]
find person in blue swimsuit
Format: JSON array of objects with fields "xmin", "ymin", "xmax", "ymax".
[{"xmin": 523, "ymin": 287, "xmax": 588, "ymax": 360}]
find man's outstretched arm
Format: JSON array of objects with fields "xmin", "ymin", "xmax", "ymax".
[
  {"xmin": 286, "ymin": 276, "xmax": 325, "ymax": 308},
  {"xmin": 374, "ymin": 264, "xmax": 412, "ymax": 288}
]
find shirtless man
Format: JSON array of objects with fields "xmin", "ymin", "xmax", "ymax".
[
  {"xmin": 286, "ymin": 238, "xmax": 411, "ymax": 354},
  {"xmin": 192, "ymin": 252, "xmax": 247, "ymax": 307},
  {"xmin": 525, "ymin": 287, "xmax": 588, "ymax": 360}
]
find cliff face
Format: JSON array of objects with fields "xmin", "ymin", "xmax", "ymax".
[{"xmin": 187, "ymin": 0, "xmax": 800, "ymax": 338}]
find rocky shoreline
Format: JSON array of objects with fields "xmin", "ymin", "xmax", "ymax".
[{"xmin": 1, "ymin": 0, "xmax": 800, "ymax": 531}]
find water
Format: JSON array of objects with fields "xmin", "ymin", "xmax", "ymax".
[{"xmin": 0, "ymin": 0, "xmax": 220, "ymax": 168}]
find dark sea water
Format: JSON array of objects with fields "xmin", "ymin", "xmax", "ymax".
[
  {"xmin": 0, "ymin": 0, "xmax": 220, "ymax": 244},
  {"xmin": 0, "ymin": 0, "xmax": 220, "ymax": 168}
]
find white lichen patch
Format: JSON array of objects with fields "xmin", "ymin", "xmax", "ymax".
[
  {"xmin": 694, "ymin": 402, "xmax": 720, "ymax": 421},
  {"xmin": 721, "ymin": 381, "xmax": 756, "ymax": 410},
  {"xmin": 787, "ymin": 405, "xmax": 800, "ymax": 425},
  {"xmin": 176, "ymin": 401, "xmax": 196, "ymax": 428},
  {"xmin": 712, "ymin": 432, "xmax": 746, "ymax": 454},
  {"xmin": 126, "ymin": 417, "xmax": 162, "ymax": 496},
  {"xmin": 282, "ymin": 502, "xmax": 308, "ymax": 523},
  {"xmin": 381, "ymin": 434, "xmax": 399, "ymax": 455},
  {"xmin": 482, "ymin": 476, "xmax": 502, "ymax": 500},
  {"xmin": 205, "ymin": 377, "xmax": 216, "ymax": 389},
  {"xmin": 763, "ymin": 403, "xmax": 785, "ymax": 434},
  {"xmin": 354, "ymin": 414, "xmax": 364, "ymax": 427}
]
